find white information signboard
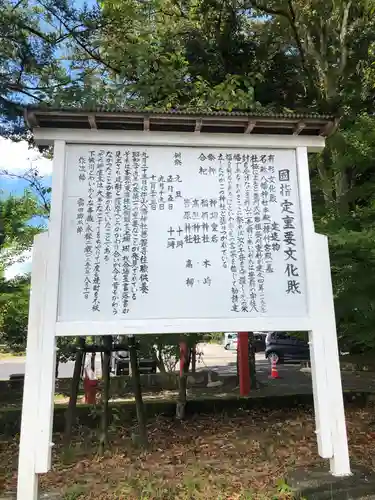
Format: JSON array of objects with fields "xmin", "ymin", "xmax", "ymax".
[
  {"xmin": 17, "ymin": 119, "xmax": 352, "ymax": 500},
  {"xmin": 59, "ymin": 145, "xmax": 307, "ymax": 326}
]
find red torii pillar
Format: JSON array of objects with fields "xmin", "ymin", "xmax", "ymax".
[{"xmin": 238, "ymin": 332, "xmax": 250, "ymax": 396}]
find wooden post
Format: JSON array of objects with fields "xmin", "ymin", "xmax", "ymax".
[
  {"xmin": 191, "ymin": 345, "xmax": 196, "ymax": 373},
  {"xmin": 176, "ymin": 343, "xmax": 190, "ymax": 420},
  {"xmin": 63, "ymin": 337, "xmax": 86, "ymax": 449},
  {"xmin": 238, "ymin": 332, "xmax": 250, "ymax": 396},
  {"xmin": 128, "ymin": 336, "xmax": 147, "ymax": 447},
  {"xmin": 248, "ymin": 332, "xmax": 257, "ymax": 389},
  {"xmin": 179, "ymin": 341, "xmax": 188, "ymax": 376},
  {"xmin": 99, "ymin": 335, "xmax": 112, "ymax": 454}
]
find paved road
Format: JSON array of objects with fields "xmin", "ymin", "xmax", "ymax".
[
  {"xmin": 196, "ymin": 343, "xmax": 267, "ymax": 374},
  {"xmin": 0, "ymin": 356, "xmax": 95, "ymax": 380},
  {"xmin": 0, "ymin": 343, "xmax": 267, "ymax": 380}
]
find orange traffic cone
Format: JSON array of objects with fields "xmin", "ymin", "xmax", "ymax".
[{"xmin": 269, "ymin": 357, "xmax": 280, "ymax": 379}]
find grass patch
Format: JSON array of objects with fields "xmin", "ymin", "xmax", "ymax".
[{"xmin": 62, "ymin": 484, "xmax": 87, "ymax": 499}]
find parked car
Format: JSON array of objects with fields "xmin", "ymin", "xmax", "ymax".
[
  {"xmin": 253, "ymin": 332, "xmax": 266, "ymax": 353},
  {"xmin": 227, "ymin": 337, "xmax": 238, "ymax": 351},
  {"xmin": 224, "ymin": 332, "xmax": 266, "ymax": 352},
  {"xmin": 111, "ymin": 349, "xmax": 157, "ymax": 376},
  {"xmin": 223, "ymin": 332, "xmax": 238, "ymax": 350},
  {"xmin": 265, "ymin": 332, "xmax": 310, "ymax": 364}
]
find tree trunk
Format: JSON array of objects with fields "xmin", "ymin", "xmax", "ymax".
[
  {"xmin": 90, "ymin": 352, "xmax": 96, "ymax": 372},
  {"xmin": 129, "ymin": 336, "xmax": 148, "ymax": 447},
  {"xmin": 191, "ymin": 345, "xmax": 196, "ymax": 373},
  {"xmin": 157, "ymin": 342, "xmax": 168, "ymax": 372},
  {"xmin": 55, "ymin": 352, "xmax": 60, "ymax": 379},
  {"xmin": 316, "ymin": 150, "xmax": 334, "ymax": 207},
  {"xmin": 151, "ymin": 344, "xmax": 166, "ymax": 373},
  {"xmin": 63, "ymin": 337, "xmax": 85, "ymax": 449},
  {"xmin": 248, "ymin": 332, "xmax": 257, "ymax": 389},
  {"xmin": 81, "ymin": 352, "xmax": 86, "ymax": 378},
  {"xmin": 99, "ymin": 336, "xmax": 112, "ymax": 455},
  {"xmin": 176, "ymin": 343, "xmax": 190, "ymax": 420},
  {"xmin": 335, "ymin": 168, "xmax": 350, "ymax": 216},
  {"xmin": 100, "ymin": 351, "xmax": 104, "ymax": 378}
]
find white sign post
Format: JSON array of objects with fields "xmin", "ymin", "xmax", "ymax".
[
  {"xmin": 17, "ymin": 112, "xmax": 351, "ymax": 500},
  {"xmin": 313, "ymin": 233, "xmax": 350, "ymax": 475},
  {"xmin": 17, "ymin": 232, "xmax": 47, "ymax": 499}
]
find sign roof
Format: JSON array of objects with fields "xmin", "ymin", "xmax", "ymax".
[{"xmin": 24, "ymin": 106, "xmax": 337, "ymax": 137}]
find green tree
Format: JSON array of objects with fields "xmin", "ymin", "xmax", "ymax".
[
  {"xmin": 0, "ymin": 0, "xmax": 68, "ymax": 135},
  {"xmin": 92, "ymin": 0, "xmax": 375, "ymax": 114},
  {"xmin": 0, "ymin": 193, "xmax": 42, "ymax": 351},
  {"xmin": 311, "ymin": 114, "xmax": 375, "ymax": 352},
  {"xmin": 82, "ymin": 0, "xmax": 259, "ymax": 110},
  {"xmin": 0, "ymin": 275, "xmax": 30, "ymax": 351},
  {"xmin": 0, "ymin": 0, "xmax": 113, "ymax": 136},
  {"xmin": 0, "ymin": 192, "xmax": 43, "ymax": 266},
  {"xmin": 245, "ymin": 0, "xmax": 375, "ymax": 114},
  {"xmin": 3, "ymin": 0, "xmax": 375, "ymax": 356}
]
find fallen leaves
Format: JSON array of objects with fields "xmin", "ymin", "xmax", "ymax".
[{"xmin": 1, "ymin": 404, "xmax": 375, "ymax": 499}]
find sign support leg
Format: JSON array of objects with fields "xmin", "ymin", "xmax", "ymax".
[
  {"xmin": 308, "ymin": 233, "xmax": 334, "ymax": 459},
  {"xmin": 309, "ymin": 327, "xmax": 333, "ymax": 459},
  {"xmin": 17, "ymin": 233, "xmax": 48, "ymax": 500},
  {"xmin": 35, "ymin": 140, "xmax": 66, "ymax": 474},
  {"xmin": 34, "ymin": 304, "xmax": 57, "ymax": 474},
  {"xmin": 296, "ymin": 147, "xmax": 350, "ymax": 475},
  {"xmin": 314, "ymin": 234, "xmax": 351, "ymax": 476}
]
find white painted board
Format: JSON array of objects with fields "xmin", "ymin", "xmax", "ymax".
[{"xmin": 58, "ymin": 145, "xmax": 307, "ymax": 325}]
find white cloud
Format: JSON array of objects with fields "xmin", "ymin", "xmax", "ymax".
[
  {"xmin": 0, "ymin": 137, "xmax": 52, "ymax": 176},
  {"xmin": 4, "ymin": 249, "xmax": 32, "ymax": 280}
]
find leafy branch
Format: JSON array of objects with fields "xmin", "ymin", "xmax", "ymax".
[{"xmin": 0, "ymin": 169, "xmax": 51, "ymax": 216}]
